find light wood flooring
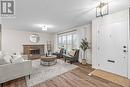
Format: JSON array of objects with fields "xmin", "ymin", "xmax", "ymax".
[
  {"xmin": 2, "ymin": 63, "xmax": 124, "ymax": 87},
  {"xmin": 89, "ymin": 69, "xmax": 130, "ymax": 87}
]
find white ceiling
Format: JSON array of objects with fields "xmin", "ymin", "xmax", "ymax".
[{"xmin": 1, "ymin": 0, "xmax": 130, "ymax": 33}]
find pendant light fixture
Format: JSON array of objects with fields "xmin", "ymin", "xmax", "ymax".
[{"xmin": 96, "ymin": 2, "xmax": 109, "ymax": 17}]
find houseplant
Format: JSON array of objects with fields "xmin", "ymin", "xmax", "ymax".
[{"xmin": 80, "ymin": 38, "xmax": 89, "ymax": 65}]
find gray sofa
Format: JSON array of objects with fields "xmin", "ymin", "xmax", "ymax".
[{"xmin": 0, "ymin": 60, "xmax": 32, "ymax": 85}]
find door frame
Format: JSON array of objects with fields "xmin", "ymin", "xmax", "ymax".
[{"xmin": 128, "ymin": 8, "xmax": 130, "ymax": 79}]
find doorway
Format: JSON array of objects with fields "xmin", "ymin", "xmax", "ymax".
[{"xmin": 97, "ymin": 19, "xmax": 128, "ymax": 77}]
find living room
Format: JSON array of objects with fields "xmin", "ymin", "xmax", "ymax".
[{"xmin": 0, "ymin": 0, "xmax": 130, "ymax": 87}]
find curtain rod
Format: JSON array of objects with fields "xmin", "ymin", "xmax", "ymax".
[{"xmin": 57, "ymin": 29, "xmax": 77, "ymax": 35}]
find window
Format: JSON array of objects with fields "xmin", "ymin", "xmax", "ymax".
[
  {"xmin": 67, "ymin": 35, "xmax": 72, "ymax": 51},
  {"xmin": 58, "ymin": 36, "xmax": 62, "ymax": 48},
  {"xmin": 72, "ymin": 34, "xmax": 77, "ymax": 49},
  {"xmin": 58, "ymin": 32, "xmax": 77, "ymax": 51},
  {"xmin": 62, "ymin": 35, "xmax": 67, "ymax": 49}
]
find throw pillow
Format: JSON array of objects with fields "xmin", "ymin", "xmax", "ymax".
[
  {"xmin": 11, "ymin": 55, "xmax": 24, "ymax": 63},
  {"xmin": 68, "ymin": 50, "xmax": 76, "ymax": 56},
  {"xmin": 3, "ymin": 54, "xmax": 13, "ymax": 63},
  {"xmin": 0, "ymin": 55, "xmax": 8, "ymax": 65}
]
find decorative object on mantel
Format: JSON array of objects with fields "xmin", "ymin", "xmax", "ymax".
[
  {"xmin": 30, "ymin": 34, "xmax": 40, "ymax": 43},
  {"xmin": 80, "ymin": 38, "xmax": 90, "ymax": 65},
  {"xmin": 96, "ymin": 2, "xmax": 109, "ymax": 17}
]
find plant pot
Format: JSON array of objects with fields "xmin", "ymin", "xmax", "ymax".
[{"xmin": 82, "ymin": 59, "xmax": 86, "ymax": 65}]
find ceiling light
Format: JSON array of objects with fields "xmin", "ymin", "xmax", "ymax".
[
  {"xmin": 35, "ymin": 24, "xmax": 54, "ymax": 28},
  {"xmin": 42, "ymin": 26, "xmax": 47, "ymax": 31},
  {"xmin": 96, "ymin": 2, "xmax": 108, "ymax": 17}
]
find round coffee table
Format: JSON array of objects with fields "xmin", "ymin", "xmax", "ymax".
[{"xmin": 40, "ymin": 56, "xmax": 57, "ymax": 66}]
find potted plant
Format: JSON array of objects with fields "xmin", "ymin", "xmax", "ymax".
[{"xmin": 80, "ymin": 38, "xmax": 89, "ymax": 65}]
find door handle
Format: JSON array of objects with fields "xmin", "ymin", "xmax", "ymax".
[
  {"xmin": 107, "ymin": 60, "xmax": 115, "ymax": 63},
  {"xmin": 123, "ymin": 50, "xmax": 127, "ymax": 52},
  {"xmin": 123, "ymin": 46, "xmax": 127, "ymax": 48},
  {"xmin": 123, "ymin": 50, "xmax": 126, "ymax": 52}
]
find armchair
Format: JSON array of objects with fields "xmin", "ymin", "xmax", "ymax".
[
  {"xmin": 63, "ymin": 50, "xmax": 79, "ymax": 64},
  {"xmin": 53, "ymin": 48, "xmax": 65, "ymax": 58}
]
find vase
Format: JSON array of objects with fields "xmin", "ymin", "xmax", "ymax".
[{"xmin": 82, "ymin": 59, "xmax": 87, "ymax": 65}]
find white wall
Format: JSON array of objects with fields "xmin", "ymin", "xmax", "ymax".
[
  {"xmin": 76, "ymin": 24, "xmax": 92, "ymax": 64},
  {"xmin": 54, "ymin": 24, "xmax": 92, "ymax": 64},
  {"xmin": 1, "ymin": 29, "xmax": 54, "ymax": 54},
  {"xmin": 92, "ymin": 17, "xmax": 103, "ymax": 69}
]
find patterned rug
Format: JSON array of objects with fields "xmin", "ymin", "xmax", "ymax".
[{"xmin": 26, "ymin": 59, "xmax": 78, "ymax": 87}]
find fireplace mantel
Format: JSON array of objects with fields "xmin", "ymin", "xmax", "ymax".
[{"xmin": 23, "ymin": 44, "xmax": 44, "ymax": 60}]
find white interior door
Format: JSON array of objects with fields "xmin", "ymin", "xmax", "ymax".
[{"xmin": 98, "ymin": 21, "xmax": 128, "ymax": 77}]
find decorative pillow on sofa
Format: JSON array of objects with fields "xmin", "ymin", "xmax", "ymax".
[
  {"xmin": 0, "ymin": 54, "xmax": 12, "ymax": 65},
  {"xmin": 0, "ymin": 55, "xmax": 7, "ymax": 65},
  {"xmin": 12, "ymin": 55, "xmax": 22, "ymax": 59},
  {"xmin": 3, "ymin": 55, "xmax": 13, "ymax": 63},
  {"xmin": 11, "ymin": 55, "xmax": 24, "ymax": 63}
]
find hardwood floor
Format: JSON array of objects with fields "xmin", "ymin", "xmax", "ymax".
[
  {"xmin": 3, "ymin": 63, "xmax": 123, "ymax": 87},
  {"xmin": 89, "ymin": 69, "xmax": 130, "ymax": 87}
]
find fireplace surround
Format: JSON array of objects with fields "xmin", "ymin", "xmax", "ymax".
[
  {"xmin": 23, "ymin": 45, "xmax": 44, "ymax": 60},
  {"xmin": 29, "ymin": 49, "xmax": 40, "ymax": 55}
]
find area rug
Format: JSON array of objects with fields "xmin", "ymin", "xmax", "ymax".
[
  {"xmin": 26, "ymin": 59, "xmax": 78, "ymax": 87},
  {"xmin": 88, "ymin": 69, "xmax": 130, "ymax": 87}
]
